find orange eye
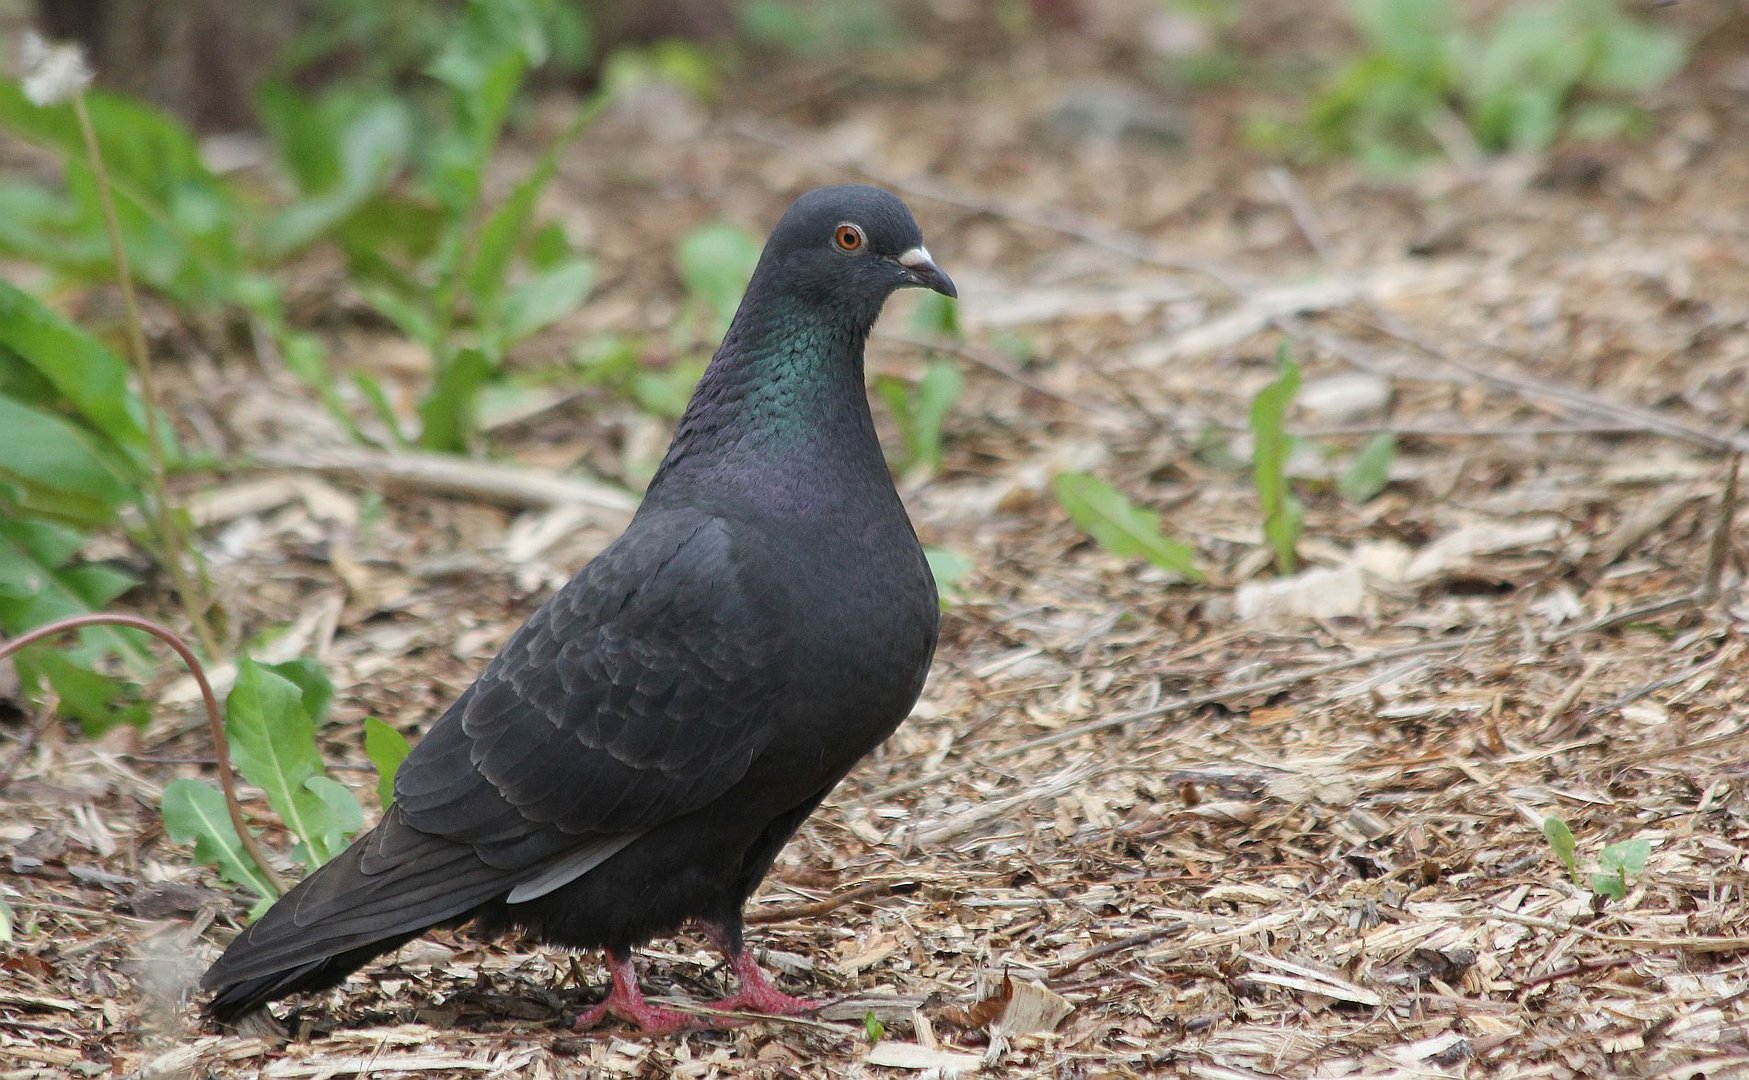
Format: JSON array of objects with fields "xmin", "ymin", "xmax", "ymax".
[{"xmin": 834, "ymin": 223, "xmax": 864, "ymax": 252}]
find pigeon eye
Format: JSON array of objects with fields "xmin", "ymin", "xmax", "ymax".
[{"xmin": 833, "ymin": 224, "xmax": 865, "ymax": 252}]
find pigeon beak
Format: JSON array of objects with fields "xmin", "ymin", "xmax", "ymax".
[{"xmin": 897, "ymin": 246, "xmax": 957, "ymax": 299}]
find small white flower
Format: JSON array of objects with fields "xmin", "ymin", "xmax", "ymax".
[{"xmin": 19, "ymin": 31, "xmax": 93, "ymax": 107}]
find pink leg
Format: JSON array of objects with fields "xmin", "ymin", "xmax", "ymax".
[
  {"xmin": 574, "ymin": 952, "xmax": 694, "ymax": 1033},
  {"xmin": 699, "ymin": 923, "xmax": 821, "ymax": 1016}
]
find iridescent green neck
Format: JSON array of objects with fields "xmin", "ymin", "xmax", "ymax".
[{"xmin": 645, "ymin": 286, "xmax": 889, "ymax": 507}]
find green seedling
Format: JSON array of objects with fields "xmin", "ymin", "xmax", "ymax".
[
  {"xmin": 1054, "ymin": 472, "xmax": 1205, "ymax": 583},
  {"xmin": 1250, "ymin": 344, "xmax": 1303, "ymax": 575},
  {"xmin": 876, "ymin": 361, "xmax": 964, "ymax": 477},
  {"xmin": 163, "ymin": 659, "xmax": 367, "ymax": 916},
  {"xmin": 1542, "ymin": 817, "xmax": 1650, "ymax": 902}
]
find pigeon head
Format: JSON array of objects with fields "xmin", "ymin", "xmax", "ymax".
[{"xmin": 754, "ymin": 185, "xmax": 956, "ymax": 315}]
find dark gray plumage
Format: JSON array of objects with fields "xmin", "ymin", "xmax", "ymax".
[{"xmin": 202, "ymin": 185, "xmax": 955, "ymax": 1030}]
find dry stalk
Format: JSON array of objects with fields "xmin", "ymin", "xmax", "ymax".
[
  {"xmin": 0, "ymin": 614, "xmax": 284, "ymax": 895},
  {"xmin": 70, "ymin": 91, "xmax": 220, "ymax": 659}
]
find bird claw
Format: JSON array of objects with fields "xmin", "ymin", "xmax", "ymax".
[
  {"xmin": 574, "ymin": 952, "xmax": 697, "ymax": 1033},
  {"xmin": 573, "ymin": 995, "xmax": 695, "ymax": 1033},
  {"xmin": 703, "ymin": 987, "xmax": 821, "ymax": 1017}
]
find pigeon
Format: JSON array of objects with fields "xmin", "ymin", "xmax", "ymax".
[{"xmin": 201, "ymin": 185, "xmax": 956, "ymax": 1032}]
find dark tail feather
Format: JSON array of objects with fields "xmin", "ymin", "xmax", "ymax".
[
  {"xmin": 200, "ymin": 806, "xmax": 519, "ymax": 1021},
  {"xmin": 204, "ymin": 932, "xmax": 422, "ymax": 1022}
]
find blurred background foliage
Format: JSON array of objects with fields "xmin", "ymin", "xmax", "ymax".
[{"xmin": 0, "ymin": 0, "xmax": 1715, "ymax": 726}]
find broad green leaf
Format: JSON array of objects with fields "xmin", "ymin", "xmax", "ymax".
[
  {"xmin": 496, "ymin": 258, "xmax": 595, "ymax": 348},
  {"xmin": 260, "ymin": 98, "xmax": 412, "ymax": 258},
  {"xmin": 1338, "ymin": 432, "xmax": 1396, "ymax": 503},
  {"xmin": 224, "ymin": 660, "xmax": 333, "ymax": 872},
  {"xmin": 263, "ymin": 657, "xmax": 335, "ymax": 727},
  {"xmin": 354, "ymin": 279, "xmax": 437, "ymax": 347},
  {"xmin": 676, "ymin": 223, "xmax": 761, "ymax": 337},
  {"xmin": 29, "ymin": 649, "xmax": 147, "ymax": 735},
  {"xmin": 1600, "ymin": 838, "xmax": 1650, "ymax": 876},
  {"xmin": 301, "ymin": 776, "xmax": 365, "ymax": 866},
  {"xmin": 364, "ymin": 717, "xmax": 412, "ymax": 807},
  {"xmin": 1542, "ymin": 817, "xmax": 1578, "ymax": 881},
  {"xmin": 1251, "ymin": 344, "xmax": 1303, "ymax": 575},
  {"xmin": 0, "ymin": 281, "xmax": 149, "ymax": 451},
  {"xmin": 0, "ymin": 517, "xmax": 146, "ymax": 734},
  {"xmin": 1589, "ymin": 870, "xmax": 1627, "ymax": 901},
  {"xmin": 161, "ymin": 778, "xmax": 279, "ymax": 906},
  {"xmin": 1054, "ymin": 472, "xmax": 1205, "ymax": 583},
  {"xmin": 0, "ymin": 394, "xmax": 133, "ymax": 517},
  {"xmin": 0, "ymin": 82, "xmax": 242, "ymax": 306}
]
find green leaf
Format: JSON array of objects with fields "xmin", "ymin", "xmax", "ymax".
[
  {"xmin": 925, "ymin": 547, "xmax": 973, "ymax": 609},
  {"xmin": 0, "ymin": 394, "xmax": 134, "ymax": 521},
  {"xmin": 876, "ymin": 362, "xmax": 963, "ymax": 476},
  {"xmin": 1054, "ymin": 472, "xmax": 1205, "ymax": 582},
  {"xmin": 0, "ymin": 516, "xmax": 146, "ymax": 733},
  {"xmin": 1589, "ymin": 870, "xmax": 1627, "ymax": 901},
  {"xmin": 465, "ymin": 96, "xmax": 603, "ymax": 317},
  {"xmin": 495, "ymin": 258, "xmax": 596, "ymax": 348},
  {"xmin": 676, "ymin": 223, "xmax": 761, "ymax": 337},
  {"xmin": 263, "ymin": 657, "xmax": 336, "ymax": 726},
  {"xmin": 223, "ymin": 660, "xmax": 335, "ymax": 872},
  {"xmin": 1251, "ymin": 344, "xmax": 1303, "ymax": 575},
  {"xmin": 161, "ymin": 778, "xmax": 280, "ymax": 905},
  {"xmin": 908, "ymin": 292, "xmax": 960, "ymax": 339},
  {"xmin": 364, "ymin": 717, "xmax": 412, "ymax": 807},
  {"xmin": 1542, "ymin": 817, "xmax": 1579, "ymax": 882},
  {"xmin": 863, "ymin": 1009, "xmax": 886, "ymax": 1046},
  {"xmin": 416, "ymin": 347, "xmax": 494, "ymax": 452},
  {"xmin": 1338, "ymin": 432, "xmax": 1396, "ymax": 503},
  {"xmin": 0, "ymin": 281, "xmax": 150, "ymax": 453},
  {"xmin": 29, "ymin": 649, "xmax": 147, "ymax": 735},
  {"xmin": 301, "ymin": 776, "xmax": 365, "ymax": 865},
  {"xmin": 1599, "ymin": 838, "xmax": 1650, "ymax": 876},
  {"xmin": 259, "ymin": 98, "xmax": 412, "ymax": 258}
]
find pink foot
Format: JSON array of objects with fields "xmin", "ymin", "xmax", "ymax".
[
  {"xmin": 574, "ymin": 953, "xmax": 695, "ymax": 1033},
  {"xmin": 703, "ymin": 948, "xmax": 821, "ymax": 1017}
]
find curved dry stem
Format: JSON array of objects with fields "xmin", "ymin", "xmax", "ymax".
[{"xmin": 0, "ymin": 614, "xmax": 285, "ymax": 896}]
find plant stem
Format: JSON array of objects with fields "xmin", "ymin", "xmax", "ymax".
[
  {"xmin": 71, "ymin": 91, "xmax": 221, "ymax": 661},
  {"xmin": 0, "ymin": 615, "xmax": 285, "ymax": 896}
]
